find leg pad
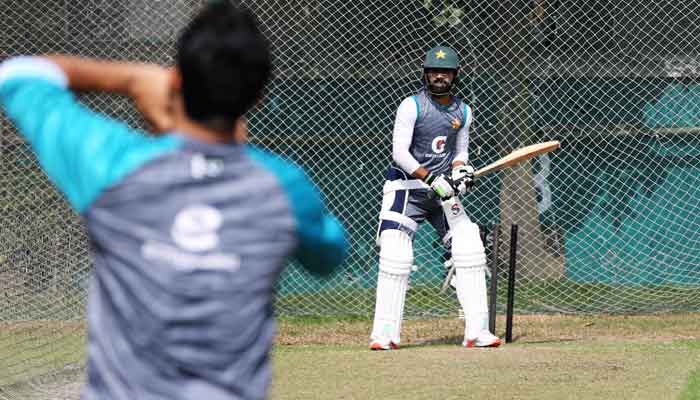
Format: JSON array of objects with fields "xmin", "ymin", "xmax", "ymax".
[{"xmin": 370, "ymin": 230, "xmax": 413, "ymax": 346}]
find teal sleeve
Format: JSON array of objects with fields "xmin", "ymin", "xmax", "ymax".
[
  {"xmin": 0, "ymin": 77, "xmax": 182, "ymax": 213},
  {"xmin": 247, "ymin": 147, "xmax": 348, "ymax": 276},
  {"xmin": 412, "ymin": 95, "xmax": 420, "ymax": 122}
]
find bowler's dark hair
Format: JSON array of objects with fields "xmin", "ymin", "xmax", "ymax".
[{"xmin": 177, "ymin": 1, "xmax": 271, "ymax": 131}]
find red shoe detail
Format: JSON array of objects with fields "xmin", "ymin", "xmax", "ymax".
[
  {"xmin": 464, "ymin": 337, "xmax": 501, "ymax": 348},
  {"xmin": 370, "ymin": 341, "xmax": 399, "ymax": 351}
]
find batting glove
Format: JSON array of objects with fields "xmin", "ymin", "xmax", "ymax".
[
  {"xmin": 424, "ymin": 172, "xmax": 454, "ymax": 199},
  {"xmin": 451, "ymin": 165, "xmax": 475, "ymax": 195}
]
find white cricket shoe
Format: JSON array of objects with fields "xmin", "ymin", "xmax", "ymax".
[{"xmin": 463, "ymin": 330, "xmax": 502, "ymax": 348}]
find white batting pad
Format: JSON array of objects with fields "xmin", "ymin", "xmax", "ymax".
[
  {"xmin": 371, "ymin": 229, "xmax": 413, "ymax": 346},
  {"xmin": 450, "ymin": 221, "xmax": 490, "ymax": 340}
]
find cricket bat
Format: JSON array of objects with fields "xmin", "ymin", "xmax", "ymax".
[
  {"xmin": 473, "ymin": 140, "xmax": 560, "ymax": 178},
  {"xmin": 439, "ymin": 140, "xmax": 560, "ymax": 293}
]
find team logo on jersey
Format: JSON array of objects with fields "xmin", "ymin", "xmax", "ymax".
[
  {"xmin": 171, "ymin": 205, "xmax": 223, "ymax": 252},
  {"xmin": 451, "ymin": 118, "xmax": 461, "ymax": 129},
  {"xmin": 431, "ymin": 136, "xmax": 447, "ymax": 154}
]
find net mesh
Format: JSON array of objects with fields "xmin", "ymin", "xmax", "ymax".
[{"xmin": 1, "ymin": 0, "xmax": 699, "ymax": 397}]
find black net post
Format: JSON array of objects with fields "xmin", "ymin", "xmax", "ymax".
[{"xmin": 505, "ymin": 224, "xmax": 519, "ymax": 344}]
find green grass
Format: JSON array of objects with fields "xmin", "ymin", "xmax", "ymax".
[
  {"xmin": 272, "ymin": 314, "xmax": 700, "ymax": 400},
  {"xmin": 271, "ymin": 340, "xmax": 700, "ymax": 400},
  {"xmin": 0, "ymin": 321, "xmax": 85, "ymax": 388},
  {"xmin": 680, "ymin": 367, "xmax": 700, "ymax": 400},
  {"xmin": 679, "ymin": 340, "xmax": 700, "ymax": 400},
  {"xmin": 1, "ymin": 314, "xmax": 698, "ymax": 399}
]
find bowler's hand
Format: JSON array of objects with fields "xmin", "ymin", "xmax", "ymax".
[{"xmin": 127, "ymin": 65, "xmax": 175, "ymax": 133}]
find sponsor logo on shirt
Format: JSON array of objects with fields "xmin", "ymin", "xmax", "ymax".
[
  {"xmin": 431, "ymin": 135, "xmax": 447, "ymax": 154},
  {"xmin": 141, "ymin": 204, "xmax": 240, "ymax": 271},
  {"xmin": 142, "ymin": 241, "xmax": 240, "ymax": 271},
  {"xmin": 191, "ymin": 153, "xmax": 224, "ymax": 179},
  {"xmin": 171, "ymin": 205, "xmax": 222, "ymax": 252},
  {"xmin": 425, "ymin": 135, "xmax": 449, "ymax": 158}
]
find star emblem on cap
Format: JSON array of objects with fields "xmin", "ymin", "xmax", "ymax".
[{"xmin": 436, "ymin": 50, "xmax": 446, "ymax": 59}]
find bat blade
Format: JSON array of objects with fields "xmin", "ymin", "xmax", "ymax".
[{"xmin": 473, "ymin": 140, "xmax": 560, "ymax": 178}]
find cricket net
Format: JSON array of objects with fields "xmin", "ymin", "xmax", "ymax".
[{"xmin": 1, "ymin": 0, "xmax": 699, "ymax": 397}]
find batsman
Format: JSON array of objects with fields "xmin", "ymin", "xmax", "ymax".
[{"xmin": 370, "ymin": 46, "xmax": 501, "ymax": 350}]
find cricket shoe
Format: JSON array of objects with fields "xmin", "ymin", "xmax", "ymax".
[
  {"xmin": 463, "ymin": 330, "xmax": 502, "ymax": 348},
  {"xmin": 370, "ymin": 341, "xmax": 399, "ymax": 351}
]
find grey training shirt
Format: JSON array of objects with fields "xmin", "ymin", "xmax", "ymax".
[{"xmin": 0, "ymin": 56, "xmax": 348, "ymax": 400}]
